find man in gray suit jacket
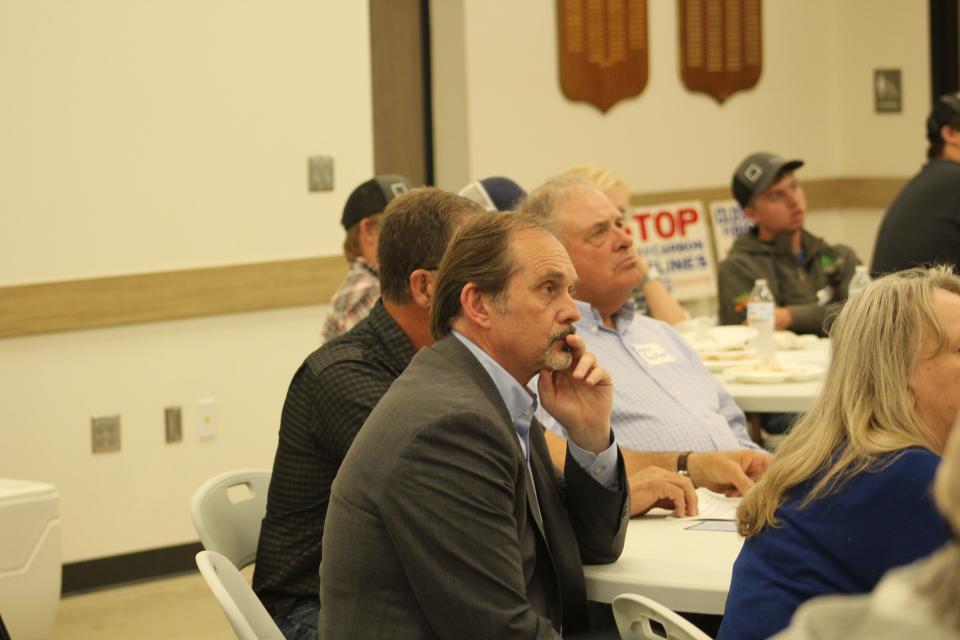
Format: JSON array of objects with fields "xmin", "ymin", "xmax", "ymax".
[{"xmin": 320, "ymin": 213, "xmax": 630, "ymax": 639}]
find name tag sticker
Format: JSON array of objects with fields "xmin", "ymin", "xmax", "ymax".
[{"xmin": 633, "ymin": 342, "xmax": 676, "ymax": 366}]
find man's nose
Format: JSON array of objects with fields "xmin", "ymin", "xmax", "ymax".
[
  {"xmin": 559, "ymin": 291, "xmax": 580, "ymax": 323},
  {"xmin": 785, "ymin": 188, "xmax": 801, "ymax": 208},
  {"xmin": 613, "ymin": 224, "xmax": 632, "ymax": 249}
]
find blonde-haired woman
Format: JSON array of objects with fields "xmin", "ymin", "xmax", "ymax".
[
  {"xmin": 563, "ymin": 164, "xmax": 688, "ymax": 325},
  {"xmin": 717, "ymin": 266, "xmax": 960, "ymax": 640},
  {"xmin": 774, "ymin": 423, "xmax": 960, "ymax": 639}
]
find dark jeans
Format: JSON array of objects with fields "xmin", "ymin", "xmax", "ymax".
[
  {"xmin": 763, "ymin": 412, "xmax": 798, "ymax": 435},
  {"xmin": 273, "ymin": 600, "xmax": 319, "ymax": 640}
]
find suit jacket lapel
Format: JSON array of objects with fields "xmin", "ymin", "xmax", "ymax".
[
  {"xmin": 432, "ymin": 336, "xmax": 548, "ymax": 538},
  {"xmin": 528, "ymin": 421, "xmax": 591, "ymax": 634}
]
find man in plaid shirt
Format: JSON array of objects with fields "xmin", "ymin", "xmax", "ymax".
[
  {"xmin": 254, "ymin": 188, "xmax": 483, "ymax": 639},
  {"xmin": 321, "ymin": 175, "xmax": 412, "ymax": 343}
]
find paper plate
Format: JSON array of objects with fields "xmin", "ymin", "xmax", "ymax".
[
  {"xmin": 726, "ymin": 363, "xmax": 826, "ymax": 383},
  {"xmin": 726, "ymin": 365, "xmax": 789, "ymax": 383},
  {"xmin": 683, "ymin": 326, "xmax": 758, "ymax": 352},
  {"xmin": 785, "ymin": 364, "xmax": 826, "ymax": 382},
  {"xmin": 704, "ymin": 357, "xmax": 761, "ymax": 373},
  {"xmin": 774, "ymin": 331, "xmax": 821, "ymax": 351},
  {"xmin": 701, "ymin": 347, "xmax": 757, "ymax": 361}
]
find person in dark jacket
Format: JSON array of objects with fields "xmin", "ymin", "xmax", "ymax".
[
  {"xmin": 872, "ymin": 92, "xmax": 960, "ymax": 276},
  {"xmin": 718, "ymin": 152, "xmax": 861, "ymax": 336}
]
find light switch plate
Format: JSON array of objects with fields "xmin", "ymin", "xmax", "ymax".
[
  {"xmin": 197, "ymin": 398, "xmax": 216, "ymax": 440},
  {"xmin": 91, "ymin": 415, "xmax": 121, "ymax": 453},
  {"xmin": 164, "ymin": 406, "xmax": 182, "ymax": 443}
]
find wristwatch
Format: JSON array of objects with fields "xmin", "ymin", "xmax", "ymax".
[
  {"xmin": 677, "ymin": 451, "xmax": 692, "ymax": 477},
  {"xmin": 638, "ymin": 266, "xmax": 661, "ymax": 288}
]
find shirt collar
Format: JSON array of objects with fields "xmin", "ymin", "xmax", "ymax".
[
  {"xmin": 574, "ymin": 298, "xmax": 636, "ymax": 335},
  {"xmin": 451, "ymin": 331, "xmax": 538, "ymax": 431},
  {"xmin": 353, "ymin": 256, "xmax": 378, "ymax": 276}
]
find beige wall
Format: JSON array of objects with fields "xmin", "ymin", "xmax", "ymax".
[
  {"xmin": 0, "ymin": 0, "xmax": 932, "ymax": 564},
  {"xmin": 435, "ymin": 0, "xmax": 927, "ymax": 191},
  {"xmin": 0, "ymin": 1, "xmax": 372, "ymax": 286},
  {"xmin": 1, "ymin": 304, "xmax": 327, "ymax": 561},
  {"xmin": 0, "ymin": 1, "xmax": 370, "ymax": 563},
  {"xmin": 432, "ymin": 0, "xmax": 927, "ymax": 278}
]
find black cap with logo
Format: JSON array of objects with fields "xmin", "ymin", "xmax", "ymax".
[{"xmin": 341, "ymin": 175, "xmax": 412, "ymax": 230}]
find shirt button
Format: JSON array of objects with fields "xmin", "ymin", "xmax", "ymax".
[{"xmin": 591, "ymin": 327, "xmax": 599, "ymax": 334}]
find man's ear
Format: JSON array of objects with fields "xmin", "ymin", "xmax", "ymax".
[
  {"xmin": 459, "ymin": 282, "xmax": 493, "ymax": 330},
  {"xmin": 942, "ymin": 124, "xmax": 960, "ymax": 146},
  {"xmin": 408, "ymin": 269, "xmax": 434, "ymax": 310},
  {"xmin": 742, "ymin": 204, "xmax": 758, "ymax": 224},
  {"xmin": 359, "ymin": 217, "xmax": 380, "ymax": 244}
]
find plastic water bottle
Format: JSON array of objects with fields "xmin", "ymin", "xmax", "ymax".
[
  {"xmin": 747, "ymin": 279, "xmax": 775, "ymax": 356},
  {"xmin": 848, "ymin": 265, "xmax": 872, "ymax": 299}
]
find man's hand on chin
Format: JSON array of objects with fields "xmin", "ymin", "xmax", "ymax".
[{"xmin": 537, "ymin": 334, "xmax": 613, "ymax": 455}]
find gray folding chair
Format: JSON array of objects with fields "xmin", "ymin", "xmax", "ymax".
[
  {"xmin": 196, "ymin": 550, "xmax": 283, "ymax": 640},
  {"xmin": 190, "ymin": 469, "xmax": 270, "ymax": 568},
  {"xmin": 612, "ymin": 593, "xmax": 712, "ymax": 640}
]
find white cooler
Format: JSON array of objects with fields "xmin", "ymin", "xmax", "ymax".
[{"xmin": 0, "ymin": 479, "xmax": 61, "ymax": 639}]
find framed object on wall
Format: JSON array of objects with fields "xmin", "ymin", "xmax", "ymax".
[
  {"xmin": 679, "ymin": 0, "xmax": 762, "ymax": 103},
  {"xmin": 557, "ymin": 0, "xmax": 649, "ymax": 112}
]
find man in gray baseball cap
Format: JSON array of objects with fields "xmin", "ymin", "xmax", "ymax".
[{"xmin": 718, "ymin": 152, "xmax": 861, "ymax": 336}]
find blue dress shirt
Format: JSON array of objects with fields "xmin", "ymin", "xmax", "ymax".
[
  {"xmin": 453, "ymin": 331, "xmax": 619, "ymax": 489},
  {"xmin": 544, "ymin": 300, "xmax": 759, "ymax": 452}
]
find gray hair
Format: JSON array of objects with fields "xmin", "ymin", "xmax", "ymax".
[{"xmin": 518, "ymin": 175, "xmax": 600, "ymax": 224}]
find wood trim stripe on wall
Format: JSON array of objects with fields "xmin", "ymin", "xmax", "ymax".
[
  {"xmin": 0, "ymin": 177, "xmax": 907, "ymax": 339},
  {"xmin": 629, "ymin": 176, "xmax": 908, "ymax": 209},
  {"xmin": 0, "ymin": 256, "xmax": 347, "ymax": 339}
]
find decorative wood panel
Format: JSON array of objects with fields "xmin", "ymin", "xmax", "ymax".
[
  {"xmin": 370, "ymin": 0, "xmax": 429, "ymax": 185},
  {"xmin": 679, "ymin": 0, "xmax": 762, "ymax": 103},
  {"xmin": 558, "ymin": 0, "xmax": 649, "ymax": 112}
]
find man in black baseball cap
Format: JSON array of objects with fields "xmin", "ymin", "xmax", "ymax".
[
  {"xmin": 717, "ymin": 152, "xmax": 861, "ymax": 336},
  {"xmin": 872, "ymin": 92, "xmax": 960, "ymax": 275},
  {"xmin": 322, "ymin": 175, "xmax": 412, "ymax": 342}
]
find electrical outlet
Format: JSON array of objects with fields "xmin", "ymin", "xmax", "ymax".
[
  {"xmin": 164, "ymin": 406, "xmax": 182, "ymax": 443},
  {"xmin": 308, "ymin": 155, "xmax": 334, "ymax": 192},
  {"xmin": 197, "ymin": 398, "xmax": 216, "ymax": 440},
  {"xmin": 91, "ymin": 415, "xmax": 121, "ymax": 453}
]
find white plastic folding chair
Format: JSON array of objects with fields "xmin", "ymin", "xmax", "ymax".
[
  {"xmin": 196, "ymin": 550, "xmax": 284, "ymax": 640},
  {"xmin": 190, "ymin": 469, "xmax": 271, "ymax": 569},
  {"xmin": 612, "ymin": 593, "xmax": 712, "ymax": 640}
]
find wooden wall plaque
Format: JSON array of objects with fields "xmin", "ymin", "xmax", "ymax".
[
  {"xmin": 558, "ymin": 0, "xmax": 649, "ymax": 112},
  {"xmin": 679, "ymin": 0, "xmax": 762, "ymax": 103}
]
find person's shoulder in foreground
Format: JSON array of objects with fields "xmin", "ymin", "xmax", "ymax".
[
  {"xmin": 773, "ymin": 421, "xmax": 960, "ymax": 640},
  {"xmin": 320, "ymin": 211, "xmax": 629, "ymax": 639}
]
